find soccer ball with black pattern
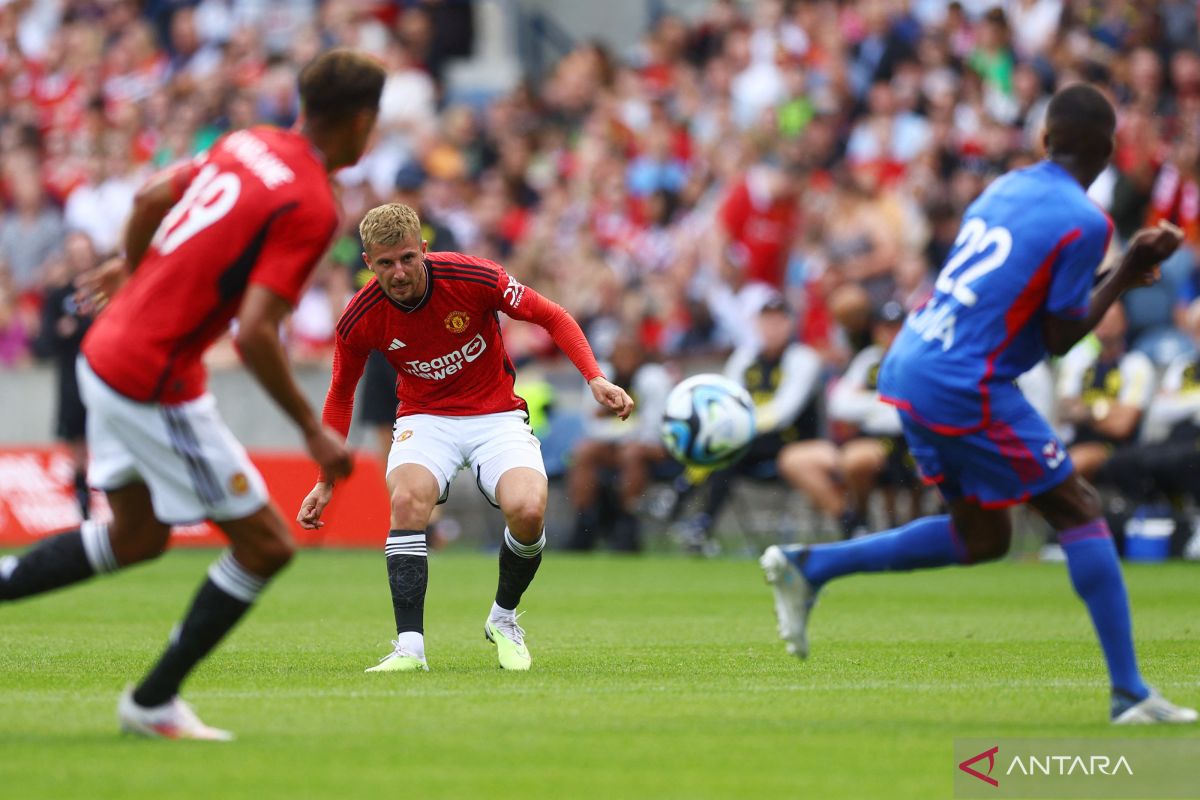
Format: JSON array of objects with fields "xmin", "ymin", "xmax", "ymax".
[{"xmin": 661, "ymin": 374, "xmax": 757, "ymax": 468}]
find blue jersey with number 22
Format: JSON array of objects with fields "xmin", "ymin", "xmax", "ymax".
[{"xmin": 879, "ymin": 161, "xmax": 1112, "ymax": 433}]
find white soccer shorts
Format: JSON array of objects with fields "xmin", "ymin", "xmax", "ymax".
[
  {"xmin": 77, "ymin": 356, "xmax": 269, "ymax": 524},
  {"xmin": 386, "ymin": 410, "xmax": 546, "ymax": 507}
]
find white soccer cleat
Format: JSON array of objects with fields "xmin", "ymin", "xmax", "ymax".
[
  {"xmin": 760, "ymin": 544, "xmax": 817, "ymax": 659},
  {"xmin": 365, "ymin": 640, "xmax": 429, "ymax": 673},
  {"xmin": 118, "ymin": 687, "xmax": 234, "ymax": 741},
  {"xmin": 1111, "ymin": 690, "xmax": 1198, "ymax": 725}
]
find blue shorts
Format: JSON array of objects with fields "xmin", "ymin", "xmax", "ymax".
[{"xmin": 899, "ymin": 392, "xmax": 1073, "ymax": 509}]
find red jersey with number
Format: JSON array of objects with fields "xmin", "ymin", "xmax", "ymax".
[
  {"xmin": 322, "ymin": 252, "xmax": 603, "ymax": 435},
  {"xmin": 82, "ymin": 127, "xmax": 338, "ymax": 403}
]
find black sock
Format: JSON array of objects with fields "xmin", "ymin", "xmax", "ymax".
[
  {"xmin": 385, "ymin": 529, "xmax": 428, "ymax": 634},
  {"xmin": 0, "ymin": 521, "xmax": 116, "ymax": 601},
  {"xmin": 495, "ymin": 528, "xmax": 544, "ymax": 611},
  {"xmin": 133, "ymin": 552, "xmax": 265, "ymax": 707},
  {"xmin": 74, "ymin": 470, "xmax": 90, "ymax": 520}
]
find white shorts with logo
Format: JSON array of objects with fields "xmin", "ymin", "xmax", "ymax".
[
  {"xmin": 387, "ymin": 410, "xmax": 546, "ymax": 507},
  {"xmin": 77, "ymin": 356, "xmax": 270, "ymax": 524}
]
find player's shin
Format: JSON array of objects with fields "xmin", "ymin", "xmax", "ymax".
[
  {"xmin": 0, "ymin": 520, "xmax": 117, "ymax": 601},
  {"xmin": 385, "ymin": 528, "xmax": 429, "ymax": 639},
  {"xmin": 132, "ymin": 551, "xmax": 266, "ymax": 707},
  {"xmin": 1059, "ymin": 519, "xmax": 1150, "ymax": 700},
  {"xmin": 494, "ymin": 527, "xmax": 544, "ymax": 615}
]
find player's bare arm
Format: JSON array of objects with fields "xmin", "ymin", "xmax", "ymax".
[
  {"xmin": 1043, "ymin": 221, "xmax": 1184, "ymax": 356},
  {"xmin": 589, "ymin": 375, "xmax": 635, "ymax": 420},
  {"xmin": 237, "ymin": 285, "xmax": 353, "ymax": 481},
  {"xmin": 296, "ymin": 319, "xmax": 371, "ymax": 527}
]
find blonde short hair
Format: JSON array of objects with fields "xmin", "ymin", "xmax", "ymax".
[{"xmin": 359, "ymin": 203, "xmax": 422, "ymax": 252}]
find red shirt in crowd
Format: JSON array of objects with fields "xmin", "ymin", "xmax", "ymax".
[
  {"xmin": 322, "ymin": 252, "xmax": 604, "ymax": 435},
  {"xmin": 718, "ymin": 170, "xmax": 800, "ymax": 289},
  {"xmin": 83, "ymin": 126, "xmax": 338, "ymax": 403}
]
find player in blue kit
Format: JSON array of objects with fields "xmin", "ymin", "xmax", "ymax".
[{"xmin": 761, "ymin": 84, "xmax": 1197, "ymax": 725}]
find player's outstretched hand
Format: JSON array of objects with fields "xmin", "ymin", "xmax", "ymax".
[
  {"xmin": 1124, "ymin": 221, "xmax": 1185, "ymax": 287},
  {"xmin": 74, "ymin": 257, "xmax": 131, "ymax": 315},
  {"xmin": 297, "ymin": 481, "xmax": 334, "ymax": 529},
  {"xmin": 305, "ymin": 426, "xmax": 354, "ymax": 481},
  {"xmin": 589, "ymin": 376, "xmax": 635, "ymax": 420}
]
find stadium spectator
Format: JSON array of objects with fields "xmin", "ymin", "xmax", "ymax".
[
  {"xmin": 1057, "ymin": 304, "xmax": 1156, "ymax": 483},
  {"xmin": 35, "ymin": 231, "xmax": 96, "ymax": 519},
  {"xmin": 63, "ymin": 148, "xmax": 142, "ymax": 257},
  {"xmin": 566, "ymin": 331, "xmax": 673, "ymax": 553},
  {"xmin": 1093, "ymin": 300, "xmax": 1200, "ymax": 527},
  {"xmin": 0, "ymin": 165, "xmax": 64, "ymax": 291},
  {"xmin": 0, "ymin": 257, "xmax": 31, "ymax": 367},
  {"xmin": 777, "ymin": 299, "xmax": 912, "ymax": 539}
]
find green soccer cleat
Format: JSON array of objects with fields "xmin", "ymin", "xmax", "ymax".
[
  {"xmin": 485, "ymin": 614, "xmax": 531, "ymax": 671},
  {"xmin": 365, "ymin": 640, "xmax": 428, "ymax": 673}
]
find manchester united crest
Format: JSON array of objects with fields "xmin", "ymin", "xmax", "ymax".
[
  {"xmin": 395, "ymin": 429, "xmax": 414, "ymax": 442},
  {"xmin": 229, "ymin": 472, "xmax": 250, "ymax": 495},
  {"xmin": 444, "ymin": 310, "xmax": 470, "ymax": 333}
]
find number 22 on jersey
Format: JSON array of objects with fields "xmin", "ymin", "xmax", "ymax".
[
  {"xmin": 152, "ymin": 164, "xmax": 242, "ymax": 256},
  {"xmin": 908, "ymin": 218, "xmax": 1014, "ymax": 351}
]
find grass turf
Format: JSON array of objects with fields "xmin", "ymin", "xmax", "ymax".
[{"xmin": 0, "ymin": 551, "xmax": 1196, "ymax": 799}]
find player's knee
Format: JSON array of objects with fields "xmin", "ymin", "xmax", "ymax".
[
  {"xmin": 1068, "ymin": 480, "xmax": 1103, "ymax": 525},
  {"xmin": 389, "ymin": 484, "xmax": 430, "ymax": 523},
  {"xmin": 1034, "ymin": 475, "xmax": 1102, "ymax": 530},
  {"xmin": 952, "ymin": 508, "xmax": 1012, "ymax": 563},
  {"xmin": 505, "ymin": 497, "xmax": 546, "ymax": 536}
]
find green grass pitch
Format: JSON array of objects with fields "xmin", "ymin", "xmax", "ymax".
[{"xmin": 1, "ymin": 551, "xmax": 1196, "ymax": 799}]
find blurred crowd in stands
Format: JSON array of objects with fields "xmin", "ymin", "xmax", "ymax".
[{"xmin": 4, "ymin": 0, "xmax": 1200, "ymax": 553}]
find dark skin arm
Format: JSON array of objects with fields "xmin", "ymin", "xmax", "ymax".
[
  {"xmin": 236, "ymin": 286, "xmax": 353, "ymax": 481},
  {"xmin": 1043, "ymin": 221, "xmax": 1183, "ymax": 356}
]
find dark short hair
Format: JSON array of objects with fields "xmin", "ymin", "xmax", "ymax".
[
  {"xmin": 1044, "ymin": 83, "xmax": 1116, "ymax": 161},
  {"xmin": 298, "ymin": 48, "xmax": 386, "ymax": 123}
]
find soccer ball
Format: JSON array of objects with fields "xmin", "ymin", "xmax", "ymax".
[{"xmin": 661, "ymin": 374, "xmax": 757, "ymax": 468}]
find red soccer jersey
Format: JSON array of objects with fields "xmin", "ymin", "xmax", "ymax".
[
  {"xmin": 322, "ymin": 252, "xmax": 603, "ymax": 436},
  {"xmin": 83, "ymin": 127, "xmax": 338, "ymax": 403}
]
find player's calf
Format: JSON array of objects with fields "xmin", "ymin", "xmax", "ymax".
[{"xmin": 223, "ymin": 509, "xmax": 296, "ymax": 578}]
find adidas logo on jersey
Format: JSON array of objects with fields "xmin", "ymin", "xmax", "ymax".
[{"xmin": 388, "ymin": 339, "xmax": 406, "ymax": 351}]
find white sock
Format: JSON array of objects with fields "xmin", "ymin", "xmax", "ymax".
[
  {"xmin": 490, "ymin": 601, "xmax": 515, "ymax": 620},
  {"xmin": 397, "ymin": 630, "xmax": 425, "ymax": 658}
]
